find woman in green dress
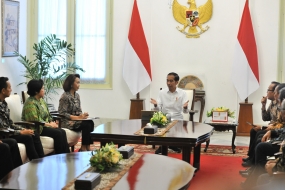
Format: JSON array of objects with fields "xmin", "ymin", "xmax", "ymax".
[{"xmin": 22, "ymin": 79, "xmax": 70, "ymax": 154}]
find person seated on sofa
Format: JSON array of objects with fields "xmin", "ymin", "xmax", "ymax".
[
  {"xmin": 21, "ymin": 79, "xmax": 70, "ymax": 154},
  {"xmin": 0, "ymin": 77, "xmax": 41, "ymax": 159},
  {"xmin": 150, "ymin": 72, "xmax": 189, "ymax": 154},
  {"xmin": 0, "ymin": 138, "xmax": 22, "ymax": 180},
  {"xmin": 58, "ymin": 74, "xmax": 94, "ymax": 152},
  {"xmin": 241, "ymin": 83, "xmax": 285, "ymax": 170},
  {"xmin": 242, "ymin": 81, "xmax": 280, "ymax": 166},
  {"xmin": 251, "ymin": 141, "xmax": 285, "ymax": 190},
  {"xmin": 241, "ymin": 99, "xmax": 285, "ymax": 189}
]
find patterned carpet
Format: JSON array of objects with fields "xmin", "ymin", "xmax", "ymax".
[{"xmin": 74, "ymin": 141, "xmax": 248, "ymax": 157}]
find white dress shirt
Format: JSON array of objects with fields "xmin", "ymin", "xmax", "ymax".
[{"xmin": 155, "ymin": 88, "xmax": 189, "ymax": 120}]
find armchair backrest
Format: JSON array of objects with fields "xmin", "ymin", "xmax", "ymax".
[
  {"xmin": 21, "ymin": 91, "xmax": 29, "ymax": 103},
  {"xmin": 182, "ymin": 89, "xmax": 196, "ymax": 121},
  {"xmin": 5, "ymin": 94, "xmax": 22, "ymax": 121}
]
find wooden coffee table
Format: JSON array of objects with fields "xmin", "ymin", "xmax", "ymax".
[
  {"xmin": 90, "ymin": 119, "xmax": 213, "ymax": 170},
  {"xmin": 0, "ymin": 152, "xmax": 91, "ymax": 189},
  {"xmin": 0, "ymin": 152, "xmax": 195, "ymax": 190}
]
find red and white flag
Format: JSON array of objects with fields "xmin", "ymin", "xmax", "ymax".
[
  {"xmin": 232, "ymin": 0, "xmax": 259, "ymax": 100},
  {"xmin": 123, "ymin": 0, "xmax": 152, "ymax": 95}
]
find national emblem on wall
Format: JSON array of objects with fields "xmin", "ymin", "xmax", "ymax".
[{"xmin": 172, "ymin": 0, "xmax": 213, "ymax": 38}]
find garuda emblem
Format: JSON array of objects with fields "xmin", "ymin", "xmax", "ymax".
[{"xmin": 172, "ymin": 0, "xmax": 213, "ymax": 38}]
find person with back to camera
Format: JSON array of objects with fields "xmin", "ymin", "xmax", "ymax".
[
  {"xmin": 21, "ymin": 79, "xmax": 70, "ymax": 154},
  {"xmin": 150, "ymin": 72, "xmax": 189, "ymax": 154},
  {"xmin": 0, "ymin": 138, "xmax": 22, "ymax": 180},
  {"xmin": 58, "ymin": 74, "xmax": 94, "ymax": 152}
]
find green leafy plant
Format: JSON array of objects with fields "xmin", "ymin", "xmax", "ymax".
[
  {"xmin": 90, "ymin": 142, "xmax": 123, "ymax": 172},
  {"xmin": 206, "ymin": 106, "xmax": 235, "ymax": 118},
  {"xmin": 150, "ymin": 111, "xmax": 168, "ymax": 127},
  {"xmin": 15, "ymin": 34, "xmax": 84, "ymax": 101}
]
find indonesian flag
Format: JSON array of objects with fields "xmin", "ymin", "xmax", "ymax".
[
  {"xmin": 123, "ymin": 0, "xmax": 152, "ymax": 95},
  {"xmin": 232, "ymin": 0, "xmax": 259, "ymax": 100}
]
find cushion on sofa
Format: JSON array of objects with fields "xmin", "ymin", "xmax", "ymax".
[
  {"xmin": 40, "ymin": 136, "xmax": 54, "ymax": 155},
  {"xmin": 62, "ymin": 128, "xmax": 81, "ymax": 147},
  {"xmin": 17, "ymin": 143, "xmax": 28, "ymax": 163}
]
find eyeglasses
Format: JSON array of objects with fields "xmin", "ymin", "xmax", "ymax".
[{"xmin": 267, "ymin": 89, "xmax": 274, "ymax": 92}]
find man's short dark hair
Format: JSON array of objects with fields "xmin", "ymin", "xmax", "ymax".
[
  {"xmin": 271, "ymin": 81, "xmax": 280, "ymax": 91},
  {"xmin": 167, "ymin": 72, "xmax": 179, "ymax": 82},
  {"xmin": 279, "ymin": 88, "xmax": 285, "ymax": 104},
  {"xmin": 0, "ymin": 77, "xmax": 8, "ymax": 92},
  {"xmin": 276, "ymin": 83, "xmax": 285, "ymax": 94},
  {"xmin": 63, "ymin": 74, "xmax": 80, "ymax": 92},
  {"xmin": 27, "ymin": 79, "xmax": 44, "ymax": 96}
]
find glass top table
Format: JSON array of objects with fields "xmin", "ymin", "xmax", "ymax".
[{"xmin": 91, "ymin": 119, "xmax": 213, "ymax": 170}]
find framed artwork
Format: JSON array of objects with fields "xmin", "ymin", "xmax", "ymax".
[
  {"xmin": 1, "ymin": 0, "xmax": 19, "ymax": 57},
  {"xmin": 212, "ymin": 111, "xmax": 228, "ymax": 122}
]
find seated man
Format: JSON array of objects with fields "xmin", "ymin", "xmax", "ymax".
[
  {"xmin": 150, "ymin": 72, "xmax": 189, "ymax": 153},
  {"xmin": 252, "ymin": 142, "xmax": 285, "ymax": 190},
  {"xmin": 0, "ymin": 77, "xmax": 42, "ymax": 159},
  {"xmin": 241, "ymin": 99, "xmax": 285, "ymax": 189},
  {"xmin": 0, "ymin": 138, "xmax": 22, "ymax": 180},
  {"xmin": 242, "ymin": 81, "xmax": 280, "ymax": 167},
  {"xmin": 241, "ymin": 83, "xmax": 285, "ymax": 174}
]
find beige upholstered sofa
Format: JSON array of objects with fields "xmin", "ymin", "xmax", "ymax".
[{"xmin": 5, "ymin": 94, "xmax": 82, "ymax": 162}]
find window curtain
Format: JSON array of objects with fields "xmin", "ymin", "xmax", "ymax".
[
  {"xmin": 38, "ymin": 0, "xmax": 67, "ymax": 41},
  {"xmin": 75, "ymin": 0, "xmax": 107, "ymax": 84}
]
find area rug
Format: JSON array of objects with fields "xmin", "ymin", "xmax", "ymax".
[
  {"xmin": 168, "ymin": 154, "xmax": 245, "ymax": 190},
  {"xmin": 74, "ymin": 141, "xmax": 248, "ymax": 157}
]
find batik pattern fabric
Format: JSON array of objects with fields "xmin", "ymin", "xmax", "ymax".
[
  {"xmin": 21, "ymin": 96, "xmax": 52, "ymax": 134},
  {"xmin": 274, "ymin": 145, "xmax": 285, "ymax": 172},
  {"xmin": 58, "ymin": 91, "xmax": 82, "ymax": 130},
  {"xmin": 0, "ymin": 100, "xmax": 24, "ymax": 135},
  {"xmin": 262, "ymin": 100, "xmax": 279, "ymax": 123}
]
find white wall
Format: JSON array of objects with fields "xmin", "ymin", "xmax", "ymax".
[
  {"xmin": 0, "ymin": 0, "xmax": 27, "ymax": 95},
  {"xmin": 0, "ymin": 0, "xmax": 280, "ymax": 125}
]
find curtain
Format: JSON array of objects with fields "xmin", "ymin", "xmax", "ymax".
[{"xmin": 75, "ymin": 0, "xmax": 107, "ymax": 83}]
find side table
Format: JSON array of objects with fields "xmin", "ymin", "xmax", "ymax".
[{"xmin": 204, "ymin": 119, "xmax": 238, "ymax": 154}]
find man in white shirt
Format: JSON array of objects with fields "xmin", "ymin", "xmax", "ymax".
[{"xmin": 150, "ymin": 72, "xmax": 189, "ymax": 153}]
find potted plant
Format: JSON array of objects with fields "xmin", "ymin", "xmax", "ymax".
[{"xmin": 15, "ymin": 34, "xmax": 84, "ymax": 102}]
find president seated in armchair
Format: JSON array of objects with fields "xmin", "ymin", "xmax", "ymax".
[{"xmin": 150, "ymin": 72, "xmax": 189, "ymax": 154}]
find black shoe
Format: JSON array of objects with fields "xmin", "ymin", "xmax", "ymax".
[
  {"xmin": 242, "ymin": 160, "xmax": 253, "ymax": 167},
  {"xmin": 155, "ymin": 146, "xmax": 162, "ymax": 154},
  {"xmin": 242, "ymin": 157, "xmax": 250, "ymax": 162}
]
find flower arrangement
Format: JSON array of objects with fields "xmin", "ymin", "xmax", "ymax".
[
  {"xmin": 89, "ymin": 142, "xmax": 123, "ymax": 172},
  {"xmin": 150, "ymin": 111, "xmax": 168, "ymax": 127},
  {"xmin": 207, "ymin": 107, "xmax": 235, "ymax": 118}
]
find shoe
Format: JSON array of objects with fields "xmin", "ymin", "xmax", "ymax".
[
  {"xmin": 242, "ymin": 160, "xmax": 253, "ymax": 167},
  {"xmin": 155, "ymin": 146, "xmax": 162, "ymax": 154},
  {"xmin": 240, "ymin": 172, "xmax": 249, "ymax": 178},
  {"xmin": 78, "ymin": 148, "xmax": 82, "ymax": 152},
  {"xmin": 169, "ymin": 146, "xmax": 182, "ymax": 153},
  {"xmin": 242, "ymin": 157, "xmax": 250, "ymax": 162},
  {"xmin": 239, "ymin": 168, "xmax": 250, "ymax": 174}
]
